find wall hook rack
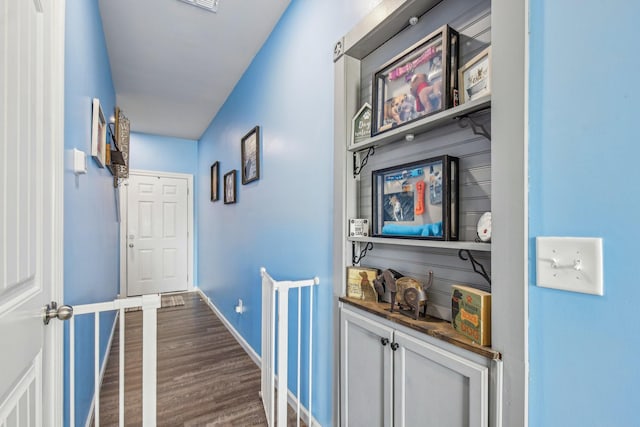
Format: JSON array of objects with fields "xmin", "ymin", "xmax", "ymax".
[
  {"xmin": 456, "ymin": 111, "xmax": 491, "ymax": 140},
  {"xmin": 352, "ymin": 241, "xmax": 374, "ymax": 265},
  {"xmin": 458, "ymin": 249, "xmax": 491, "ymax": 285},
  {"xmin": 353, "ymin": 147, "xmax": 375, "ymax": 177}
]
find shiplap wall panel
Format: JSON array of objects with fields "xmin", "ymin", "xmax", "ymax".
[{"xmin": 354, "ymin": 0, "xmax": 491, "ymax": 319}]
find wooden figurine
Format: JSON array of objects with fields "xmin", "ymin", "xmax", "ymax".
[{"xmin": 402, "ymin": 271, "xmax": 434, "ymax": 320}]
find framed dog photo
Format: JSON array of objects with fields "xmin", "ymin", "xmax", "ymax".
[
  {"xmin": 241, "ymin": 126, "xmax": 260, "ymax": 184},
  {"xmin": 224, "ymin": 170, "xmax": 237, "ymax": 204},
  {"xmin": 372, "ymin": 25, "xmax": 459, "ymax": 136},
  {"xmin": 459, "ymin": 46, "xmax": 491, "ymax": 104},
  {"xmin": 210, "ymin": 161, "xmax": 220, "ymax": 202},
  {"xmin": 372, "ymin": 155, "xmax": 459, "ymax": 241}
]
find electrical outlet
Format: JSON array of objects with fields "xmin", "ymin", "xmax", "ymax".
[{"xmin": 536, "ymin": 237, "xmax": 603, "ymax": 295}]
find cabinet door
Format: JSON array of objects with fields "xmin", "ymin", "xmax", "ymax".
[
  {"xmin": 341, "ymin": 307, "xmax": 394, "ymax": 427},
  {"xmin": 393, "ymin": 331, "xmax": 489, "ymax": 427}
]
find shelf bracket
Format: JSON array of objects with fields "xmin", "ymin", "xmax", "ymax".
[
  {"xmin": 458, "ymin": 249, "xmax": 491, "ymax": 285},
  {"xmin": 456, "ymin": 113, "xmax": 491, "ymax": 140},
  {"xmin": 353, "ymin": 147, "xmax": 375, "ymax": 178},
  {"xmin": 352, "ymin": 241, "xmax": 374, "ymax": 265}
]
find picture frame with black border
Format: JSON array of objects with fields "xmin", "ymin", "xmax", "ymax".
[
  {"xmin": 224, "ymin": 170, "xmax": 237, "ymax": 204},
  {"xmin": 371, "ymin": 25, "xmax": 459, "ymax": 136},
  {"xmin": 241, "ymin": 126, "xmax": 260, "ymax": 184},
  {"xmin": 210, "ymin": 161, "xmax": 220, "ymax": 201}
]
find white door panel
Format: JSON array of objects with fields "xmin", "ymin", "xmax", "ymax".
[
  {"xmin": 1, "ymin": 0, "xmax": 63, "ymax": 425},
  {"xmin": 127, "ymin": 174, "xmax": 189, "ymax": 296}
]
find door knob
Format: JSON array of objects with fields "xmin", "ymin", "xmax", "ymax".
[
  {"xmin": 42, "ymin": 301, "xmax": 73, "ymax": 325},
  {"xmin": 129, "ymin": 243, "xmax": 134, "ymax": 248}
]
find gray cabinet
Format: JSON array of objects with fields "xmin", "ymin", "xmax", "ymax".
[{"xmin": 341, "ymin": 304, "xmax": 490, "ymax": 427}]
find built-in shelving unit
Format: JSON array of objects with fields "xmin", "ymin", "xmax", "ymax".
[{"xmin": 333, "ymin": 0, "xmax": 527, "ymax": 425}]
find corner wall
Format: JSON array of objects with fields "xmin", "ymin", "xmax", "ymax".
[
  {"xmin": 528, "ymin": 0, "xmax": 640, "ymax": 424},
  {"xmin": 63, "ymin": 0, "xmax": 119, "ymax": 424},
  {"xmin": 196, "ymin": 0, "xmax": 382, "ymax": 424}
]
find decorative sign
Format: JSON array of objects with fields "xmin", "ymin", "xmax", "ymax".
[
  {"xmin": 349, "ymin": 218, "xmax": 369, "ymax": 237},
  {"xmin": 351, "ymin": 103, "xmax": 372, "ymax": 146}
]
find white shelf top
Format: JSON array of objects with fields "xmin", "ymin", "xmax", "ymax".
[
  {"xmin": 348, "ymin": 236, "xmax": 491, "ymax": 252},
  {"xmin": 348, "ymin": 96, "xmax": 491, "ymax": 152}
]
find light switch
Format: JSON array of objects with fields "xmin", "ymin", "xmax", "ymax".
[{"xmin": 536, "ymin": 237, "xmax": 603, "ymax": 295}]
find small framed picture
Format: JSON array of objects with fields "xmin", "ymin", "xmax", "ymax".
[
  {"xmin": 241, "ymin": 126, "xmax": 260, "ymax": 184},
  {"xmin": 224, "ymin": 170, "xmax": 237, "ymax": 204},
  {"xmin": 459, "ymin": 46, "xmax": 491, "ymax": 104},
  {"xmin": 91, "ymin": 98, "xmax": 107, "ymax": 167},
  {"xmin": 346, "ymin": 267, "xmax": 380, "ymax": 301},
  {"xmin": 210, "ymin": 161, "xmax": 220, "ymax": 202}
]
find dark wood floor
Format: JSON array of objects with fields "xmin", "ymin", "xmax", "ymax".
[{"xmin": 93, "ymin": 292, "xmax": 304, "ymax": 426}]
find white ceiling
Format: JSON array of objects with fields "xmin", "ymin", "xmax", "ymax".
[{"xmin": 99, "ymin": 0, "xmax": 291, "ymax": 140}]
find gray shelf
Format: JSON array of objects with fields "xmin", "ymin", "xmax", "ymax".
[
  {"xmin": 348, "ymin": 95, "xmax": 491, "ymax": 152},
  {"xmin": 348, "ymin": 236, "xmax": 491, "ymax": 252}
]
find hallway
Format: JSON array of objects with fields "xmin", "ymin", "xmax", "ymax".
[{"xmin": 93, "ymin": 292, "xmax": 302, "ymax": 426}]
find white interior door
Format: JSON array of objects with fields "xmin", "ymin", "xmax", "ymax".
[
  {"xmin": 0, "ymin": 0, "xmax": 65, "ymax": 425},
  {"xmin": 126, "ymin": 173, "xmax": 189, "ymax": 296}
]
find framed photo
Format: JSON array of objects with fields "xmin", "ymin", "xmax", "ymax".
[
  {"xmin": 241, "ymin": 126, "xmax": 260, "ymax": 184},
  {"xmin": 372, "ymin": 25, "xmax": 459, "ymax": 136},
  {"xmin": 459, "ymin": 46, "xmax": 491, "ymax": 104},
  {"xmin": 346, "ymin": 267, "xmax": 380, "ymax": 301},
  {"xmin": 91, "ymin": 98, "xmax": 107, "ymax": 168},
  {"xmin": 210, "ymin": 161, "xmax": 220, "ymax": 202},
  {"xmin": 372, "ymin": 155, "xmax": 459, "ymax": 241},
  {"xmin": 224, "ymin": 170, "xmax": 237, "ymax": 204}
]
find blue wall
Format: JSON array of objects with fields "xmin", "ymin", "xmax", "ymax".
[
  {"xmin": 129, "ymin": 132, "xmax": 198, "ymax": 174},
  {"xmin": 197, "ymin": 0, "xmax": 381, "ymax": 424},
  {"xmin": 528, "ymin": 0, "xmax": 640, "ymax": 425},
  {"xmin": 63, "ymin": 0, "xmax": 119, "ymax": 425}
]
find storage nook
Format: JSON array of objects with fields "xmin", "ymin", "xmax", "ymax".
[{"xmin": 332, "ymin": 0, "xmax": 526, "ymax": 425}]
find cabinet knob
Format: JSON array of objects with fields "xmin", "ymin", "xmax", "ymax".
[
  {"xmin": 391, "ymin": 342, "xmax": 399, "ymax": 351},
  {"xmin": 380, "ymin": 337, "xmax": 389, "ymax": 346}
]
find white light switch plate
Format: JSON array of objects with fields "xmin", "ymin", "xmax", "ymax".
[{"xmin": 536, "ymin": 237, "xmax": 603, "ymax": 295}]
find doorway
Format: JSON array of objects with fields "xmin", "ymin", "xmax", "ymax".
[{"xmin": 120, "ymin": 170, "xmax": 194, "ymax": 296}]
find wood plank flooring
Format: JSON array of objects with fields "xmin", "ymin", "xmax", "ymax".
[{"xmin": 92, "ymin": 292, "xmax": 304, "ymax": 426}]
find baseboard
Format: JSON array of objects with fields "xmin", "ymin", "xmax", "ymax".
[
  {"xmin": 195, "ymin": 288, "xmax": 260, "ymax": 366},
  {"xmin": 84, "ymin": 311, "xmax": 119, "ymax": 427},
  {"xmin": 195, "ymin": 288, "xmax": 322, "ymax": 427}
]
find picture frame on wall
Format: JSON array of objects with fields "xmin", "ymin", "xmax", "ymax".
[
  {"xmin": 210, "ymin": 161, "xmax": 220, "ymax": 201},
  {"xmin": 241, "ymin": 126, "xmax": 260, "ymax": 184},
  {"xmin": 91, "ymin": 98, "xmax": 107, "ymax": 168},
  {"xmin": 372, "ymin": 25, "xmax": 459, "ymax": 136},
  {"xmin": 458, "ymin": 46, "xmax": 491, "ymax": 104},
  {"xmin": 224, "ymin": 170, "xmax": 237, "ymax": 204}
]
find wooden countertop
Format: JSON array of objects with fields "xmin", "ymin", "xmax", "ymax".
[{"xmin": 340, "ymin": 297, "xmax": 502, "ymax": 360}]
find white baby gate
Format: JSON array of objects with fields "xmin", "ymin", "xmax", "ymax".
[
  {"xmin": 67, "ymin": 294, "xmax": 161, "ymax": 427},
  {"xmin": 261, "ymin": 268, "xmax": 319, "ymax": 427}
]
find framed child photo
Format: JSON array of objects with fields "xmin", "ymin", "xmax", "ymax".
[
  {"xmin": 224, "ymin": 170, "xmax": 237, "ymax": 204},
  {"xmin": 372, "ymin": 25, "xmax": 459, "ymax": 136},
  {"xmin": 241, "ymin": 126, "xmax": 260, "ymax": 184},
  {"xmin": 210, "ymin": 161, "xmax": 220, "ymax": 201}
]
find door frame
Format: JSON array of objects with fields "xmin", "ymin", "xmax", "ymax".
[
  {"xmin": 50, "ymin": 1, "xmax": 66, "ymax": 425},
  {"xmin": 119, "ymin": 169, "xmax": 195, "ymax": 297}
]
